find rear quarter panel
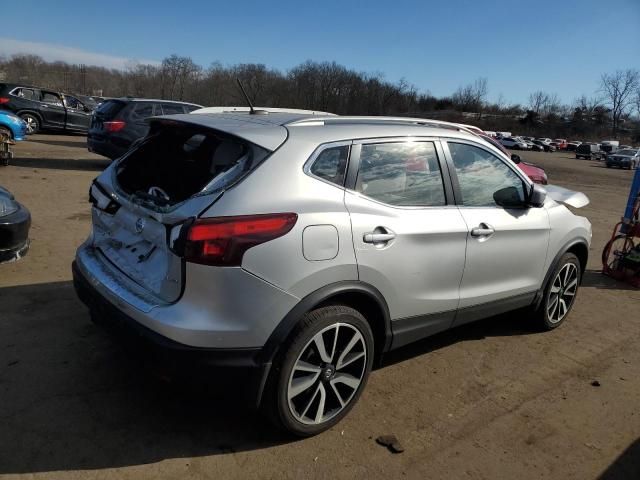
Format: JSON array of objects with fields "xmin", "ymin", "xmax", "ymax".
[{"xmin": 199, "ymin": 137, "xmax": 358, "ymax": 298}]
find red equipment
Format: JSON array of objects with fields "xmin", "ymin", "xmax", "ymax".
[{"xmin": 602, "ymin": 192, "xmax": 640, "ymax": 287}]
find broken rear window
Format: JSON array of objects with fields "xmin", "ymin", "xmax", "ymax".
[{"xmin": 115, "ymin": 123, "xmax": 270, "ymax": 209}]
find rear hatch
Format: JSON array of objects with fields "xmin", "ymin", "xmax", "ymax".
[
  {"xmin": 89, "ymin": 99, "xmax": 127, "ymax": 139},
  {"xmin": 89, "ymin": 118, "xmax": 279, "ymax": 303}
]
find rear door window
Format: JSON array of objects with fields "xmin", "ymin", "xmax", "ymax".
[
  {"xmin": 355, "ymin": 141, "xmax": 446, "ymax": 206},
  {"xmin": 41, "ymin": 91, "xmax": 63, "ymax": 106},
  {"xmin": 129, "ymin": 103, "xmax": 154, "ymax": 121},
  {"xmin": 160, "ymin": 103, "xmax": 186, "ymax": 115}
]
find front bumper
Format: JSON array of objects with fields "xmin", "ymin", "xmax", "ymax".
[
  {"xmin": 72, "ymin": 260, "xmax": 271, "ymax": 406},
  {"xmin": 0, "ymin": 202, "xmax": 31, "ymax": 263}
]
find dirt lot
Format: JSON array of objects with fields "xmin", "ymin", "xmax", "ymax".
[{"xmin": 1, "ymin": 134, "xmax": 639, "ymax": 479}]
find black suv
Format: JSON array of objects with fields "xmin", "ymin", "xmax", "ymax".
[
  {"xmin": 0, "ymin": 83, "xmax": 93, "ymax": 134},
  {"xmin": 87, "ymin": 98, "xmax": 202, "ymax": 160},
  {"xmin": 575, "ymin": 143, "xmax": 602, "ymax": 160}
]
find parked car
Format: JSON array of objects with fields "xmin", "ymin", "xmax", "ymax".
[
  {"xmin": 480, "ymin": 134, "xmax": 547, "ymax": 184},
  {"xmin": 575, "ymin": 143, "xmax": 602, "ymax": 160},
  {"xmin": 533, "ymin": 140, "xmax": 556, "ymax": 152},
  {"xmin": 536, "ymin": 138, "xmax": 552, "ymax": 144},
  {"xmin": 73, "ymin": 111, "xmax": 591, "ymax": 436},
  {"xmin": 566, "ymin": 141, "xmax": 582, "ymax": 151},
  {"xmin": 0, "ymin": 185, "xmax": 31, "ymax": 263},
  {"xmin": 0, "ymin": 110, "xmax": 27, "ymax": 141},
  {"xmin": 87, "ymin": 98, "xmax": 202, "ymax": 160},
  {"xmin": 552, "ymin": 139, "xmax": 568, "ymax": 150},
  {"xmin": 606, "ymin": 149, "xmax": 640, "ymax": 169},
  {"xmin": 528, "ymin": 141, "xmax": 545, "ymax": 152},
  {"xmin": 0, "ymin": 83, "xmax": 93, "ymax": 134},
  {"xmin": 499, "ymin": 137, "xmax": 529, "ymax": 150}
]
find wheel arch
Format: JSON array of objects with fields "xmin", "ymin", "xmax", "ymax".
[
  {"xmin": 17, "ymin": 109, "xmax": 43, "ymax": 124},
  {"xmin": 260, "ymin": 281, "xmax": 392, "ymax": 366},
  {"xmin": 534, "ymin": 238, "xmax": 589, "ymax": 309}
]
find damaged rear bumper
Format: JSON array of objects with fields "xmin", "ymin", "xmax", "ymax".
[{"xmin": 72, "ymin": 260, "xmax": 271, "ymax": 407}]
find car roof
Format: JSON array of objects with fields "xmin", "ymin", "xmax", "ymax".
[
  {"xmin": 110, "ymin": 97, "xmax": 203, "ymax": 107},
  {"xmin": 149, "ymin": 112, "xmax": 489, "ymax": 151}
]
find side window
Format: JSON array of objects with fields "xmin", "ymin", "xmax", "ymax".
[
  {"xmin": 129, "ymin": 103, "xmax": 154, "ymax": 121},
  {"xmin": 63, "ymin": 95, "xmax": 82, "ymax": 110},
  {"xmin": 161, "ymin": 103, "xmax": 186, "ymax": 115},
  {"xmin": 41, "ymin": 91, "xmax": 63, "ymax": 106},
  {"xmin": 310, "ymin": 145, "xmax": 349, "ymax": 186},
  {"xmin": 355, "ymin": 141, "xmax": 446, "ymax": 207},
  {"xmin": 448, "ymin": 142, "xmax": 526, "ymax": 207}
]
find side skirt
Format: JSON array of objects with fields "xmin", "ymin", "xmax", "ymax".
[{"xmin": 389, "ymin": 291, "xmax": 537, "ymax": 351}]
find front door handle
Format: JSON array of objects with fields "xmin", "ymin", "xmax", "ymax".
[
  {"xmin": 363, "ymin": 231, "xmax": 396, "ymax": 244},
  {"xmin": 470, "ymin": 223, "xmax": 495, "ymax": 237}
]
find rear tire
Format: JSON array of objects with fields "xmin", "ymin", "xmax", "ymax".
[
  {"xmin": 264, "ymin": 305, "xmax": 374, "ymax": 437},
  {"xmin": 531, "ymin": 253, "xmax": 581, "ymax": 330},
  {"xmin": 0, "ymin": 126, "xmax": 12, "ymax": 140},
  {"xmin": 20, "ymin": 113, "xmax": 40, "ymax": 134}
]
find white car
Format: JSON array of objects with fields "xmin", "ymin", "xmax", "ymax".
[
  {"xmin": 500, "ymin": 137, "xmax": 529, "ymax": 150},
  {"xmin": 537, "ymin": 138, "xmax": 552, "ymax": 144}
]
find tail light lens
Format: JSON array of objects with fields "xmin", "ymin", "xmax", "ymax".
[
  {"xmin": 184, "ymin": 213, "xmax": 298, "ymax": 266},
  {"xmin": 0, "ymin": 97, "xmax": 9, "ymax": 104},
  {"xmin": 104, "ymin": 120, "xmax": 126, "ymax": 133}
]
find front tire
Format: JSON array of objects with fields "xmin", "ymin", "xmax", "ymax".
[
  {"xmin": 265, "ymin": 305, "xmax": 374, "ymax": 437},
  {"xmin": 532, "ymin": 253, "xmax": 581, "ymax": 330}
]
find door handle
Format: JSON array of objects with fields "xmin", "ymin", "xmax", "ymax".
[
  {"xmin": 41, "ymin": 104, "xmax": 49, "ymax": 108},
  {"xmin": 470, "ymin": 223, "xmax": 495, "ymax": 237},
  {"xmin": 363, "ymin": 232, "xmax": 396, "ymax": 244}
]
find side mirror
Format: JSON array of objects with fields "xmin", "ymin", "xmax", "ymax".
[
  {"xmin": 528, "ymin": 184, "xmax": 547, "ymax": 208},
  {"xmin": 511, "ymin": 154, "xmax": 521, "ymax": 164},
  {"xmin": 493, "ymin": 186, "xmax": 526, "ymax": 208}
]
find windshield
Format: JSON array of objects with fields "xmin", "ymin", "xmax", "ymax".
[{"xmin": 617, "ymin": 149, "xmax": 637, "ymax": 156}]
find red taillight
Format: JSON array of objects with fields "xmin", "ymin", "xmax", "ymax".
[
  {"xmin": 184, "ymin": 213, "xmax": 298, "ymax": 266},
  {"xmin": 104, "ymin": 120, "xmax": 126, "ymax": 133},
  {"xmin": 0, "ymin": 97, "xmax": 9, "ymax": 104}
]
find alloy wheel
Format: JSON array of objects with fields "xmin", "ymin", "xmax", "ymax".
[
  {"xmin": 23, "ymin": 115, "xmax": 38, "ymax": 134},
  {"xmin": 547, "ymin": 263, "xmax": 579, "ymax": 323},
  {"xmin": 287, "ymin": 323, "xmax": 367, "ymax": 425}
]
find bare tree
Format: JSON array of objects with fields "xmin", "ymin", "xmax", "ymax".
[
  {"xmin": 599, "ymin": 69, "xmax": 640, "ymax": 136},
  {"xmin": 452, "ymin": 77, "xmax": 488, "ymax": 114},
  {"xmin": 528, "ymin": 90, "xmax": 549, "ymax": 114}
]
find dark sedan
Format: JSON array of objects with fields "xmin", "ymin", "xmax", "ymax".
[{"xmin": 0, "ymin": 186, "xmax": 31, "ymax": 263}]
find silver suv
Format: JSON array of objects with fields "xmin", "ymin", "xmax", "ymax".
[{"xmin": 73, "ymin": 110, "xmax": 592, "ymax": 436}]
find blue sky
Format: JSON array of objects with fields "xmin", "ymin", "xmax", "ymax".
[{"xmin": 1, "ymin": 0, "xmax": 638, "ymax": 105}]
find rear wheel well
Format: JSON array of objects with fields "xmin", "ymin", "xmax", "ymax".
[
  {"xmin": 18, "ymin": 110, "xmax": 43, "ymax": 122},
  {"xmin": 316, "ymin": 292, "xmax": 389, "ymax": 362},
  {"xmin": 567, "ymin": 242, "xmax": 588, "ymax": 278}
]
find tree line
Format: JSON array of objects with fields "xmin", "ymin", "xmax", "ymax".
[{"xmin": 1, "ymin": 53, "xmax": 639, "ymax": 141}]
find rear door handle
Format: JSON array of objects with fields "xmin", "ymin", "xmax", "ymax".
[
  {"xmin": 363, "ymin": 232, "xmax": 396, "ymax": 244},
  {"xmin": 470, "ymin": 223, "xmax": 495, "ymax": 237}
]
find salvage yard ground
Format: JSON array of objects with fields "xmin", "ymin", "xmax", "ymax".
[{"xmin": 1, "ymin": 134, "xmax": 639, "ymax": 479}]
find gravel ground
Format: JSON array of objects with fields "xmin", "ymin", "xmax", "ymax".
[{"xmin": 0, "ymin": 134, "xmax": 639, "ymax": 479}]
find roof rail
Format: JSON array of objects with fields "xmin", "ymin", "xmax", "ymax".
[
  {"xmin": 286, "ymin": 116, "xmax": 479, "ymax": 135},
  {"xmin": 192, "ymin": 106, "xmax": 336, "ymax": 116}
]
